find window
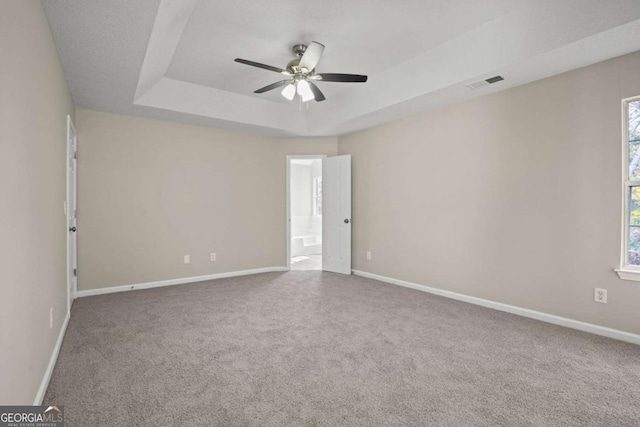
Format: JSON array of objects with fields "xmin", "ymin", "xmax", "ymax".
[
  {"xmin": 617, "ymin": 96, "xmax": 640, "ymax": 280},
  {"xmin": 313, "ymin": 176, "xmax": 322, "ymax": 217}
]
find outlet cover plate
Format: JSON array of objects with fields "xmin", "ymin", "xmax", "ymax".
[{"xmin": 594, "ymin": 288, "xmax": 607, "ymax": 304}]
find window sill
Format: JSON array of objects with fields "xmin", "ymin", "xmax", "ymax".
[{"xmin": 615, "ymin": 268, "xmax": 640, "ymax": 282}]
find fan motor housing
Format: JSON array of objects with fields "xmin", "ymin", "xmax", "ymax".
[
  {"xmin": 286, "ymin": 58, "xmax": 302, "ymax": 73},
  {"xmin": 288, "ymin": 44, "xmax": 310, "ymax": 74}
]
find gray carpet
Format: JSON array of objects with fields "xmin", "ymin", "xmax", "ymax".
[{"xmin": 45, "ymin": 271, "xmax": 640, "ymax": 426}]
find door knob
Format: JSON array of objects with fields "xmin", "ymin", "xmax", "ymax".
[
  {"xmin": 69, "ymin": 226, "xmax": 77, "ymax": 232},
  {"xmin": 344, "ymin": 219, "xmax": 350, "ymax": 224}
]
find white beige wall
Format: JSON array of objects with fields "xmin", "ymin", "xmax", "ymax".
[
  {"xmin": 339, "ymin": 51, "xmax": 640, "ymax": 335},
  {"xmin": 0, "ymin": 1, "xmax": 75, "ymax": 404},
  {"xmin": 75, "ymin": 109, "xmax": 337, "ymax": 290}
]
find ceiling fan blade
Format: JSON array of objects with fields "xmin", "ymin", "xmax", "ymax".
[
  {"xmin": 234, "ymin": 58, "xmax": 290, "ymax": 75},
  {"xmin": 299, "ymin": 41, "xmax": 325, "ymax": 72},
  {"xmin": 307, "ymin": 81, "xmax": 326, "ymax": 102},
  {"xmin": 254, "ymin": 80, "xmax": 292, "ymax": 94},
  {"xmin": 316, "ymin": 73, "xmax": 368, "ymax": 82}
]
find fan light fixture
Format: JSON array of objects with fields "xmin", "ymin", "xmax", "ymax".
[
  {"xmin": 280, "ymin": 81, "xmax": 315, "ymax": 102},
  {"xmin": 280, "ymin": 80, "xmax": 315, "ymax": 102},
  {"xmin": 296, "ymin": 80, "xmax": 314, "ymax": 102},
  {"xmin": 235, "ymin": 41, "xmax": 368, "ymax": 103},
  {"xmin": 281, "ymin": 83, "xmax": 296, "ymax": 101}
]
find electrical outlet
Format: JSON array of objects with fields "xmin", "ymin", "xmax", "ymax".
[
  {"xmin": 49, "ymin": 308, "xmax": 53, "ymax": 329},
  {"xmin": 184, "ymin": 255, "xmax": 190, "ymax": 264},
  {"xmin": 366, "ymin": 251, "xmax": 372, "ymax": 260},
  {"xmin": 594, "ymin": 288, "xmax": 607, "ymax": 304},
  {"xmin": 210, "ymin": 253, "xmax": 216, "ymax": 261}
]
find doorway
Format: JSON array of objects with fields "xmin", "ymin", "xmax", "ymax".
[{"xmin": 287, "ymin": 156, "xmax": 325, "ymax": 270}]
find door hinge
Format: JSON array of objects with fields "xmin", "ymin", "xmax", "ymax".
[
  {"xmin": 73, "ymin": 268, "xmax": 77, "ymax": 277},
  {"xmin": 74, "ymin": 151, "xmax": 78, "ymax": 160}
]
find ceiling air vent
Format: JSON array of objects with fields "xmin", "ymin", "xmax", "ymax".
[{"xmin": 466, "ymin": 75, "xmax": 504, "ymax": 90}]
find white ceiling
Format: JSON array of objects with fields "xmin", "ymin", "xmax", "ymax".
[{"xmin": 42, "ymin": 0, "xmax": 640, "ymax": 137}]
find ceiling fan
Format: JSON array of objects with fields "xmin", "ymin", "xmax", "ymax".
[{"xmin": 234, "ymin": 41, "xmax": 367, "ymax": 103}]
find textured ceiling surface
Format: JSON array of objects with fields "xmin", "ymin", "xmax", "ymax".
[
  {"xmin": 42, "ymin": 0, "xmax": 640, "ymax": 137},
  {"xmin": 166, "ymin": 0, "xmax": 520, "ymax": 100}
]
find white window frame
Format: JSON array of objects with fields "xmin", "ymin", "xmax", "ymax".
[{"xmin": 616, "ymin": 95, "xmax": 640, "ymax": 281}]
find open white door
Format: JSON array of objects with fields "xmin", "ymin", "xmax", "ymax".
[
  {"xmin": 66, "ymin": 116, "xmax": 77, "ymax": 314},
  {"xmin": 322, "ymin": 155, "xmax": 351, "ymax": 274}
]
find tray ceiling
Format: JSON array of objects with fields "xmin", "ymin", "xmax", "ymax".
[{"xmin": 42, "ymin": 0, "xmax": 640, "ymax": 136}]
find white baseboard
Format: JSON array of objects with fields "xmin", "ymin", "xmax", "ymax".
[
  {"xmin": 34, "ymin": 311, "xmax": 70, "ymax": 405},
  {"xmin": 75, "ymin": 267, "xmax": 288, "ymax": 298},
  {"xmin": 352, "ymin": 270, "xmax": 640, "ymax": 346}
]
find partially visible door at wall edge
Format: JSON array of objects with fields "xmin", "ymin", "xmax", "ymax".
[{"xmin": 67, "ymin": 116, "xmax": 77, "ymax": 314}]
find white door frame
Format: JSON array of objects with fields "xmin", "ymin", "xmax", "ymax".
[
  {"xmin": 66, "ymin": 115, "xmax": 77, "ymax": 315},
  {"xmin": 286, "ymin": 155, "xmax": 326, "ymax": 270}
]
